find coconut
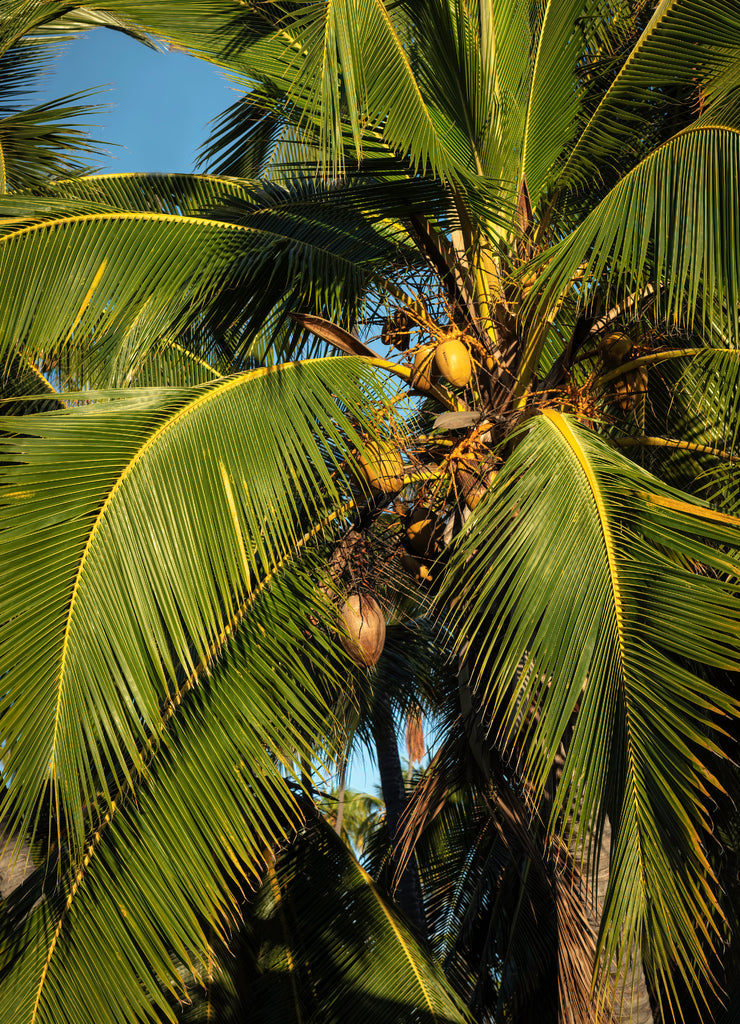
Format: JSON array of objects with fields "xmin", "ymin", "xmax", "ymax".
[
  {"xmin": 457, "ymin": 465, "xmax": 496, "ymax": 510},
  {"xmin": 434, "ymin": 338, "xmax": 472, "ymax": 388},
  {"xmin": 339, "ymin": 594, "xmax": 386, "ymax": 668},
  {"xmin": 405, "ymin": 506, "xmax": 440, "ymax": 556},
  {"xmin": 411, "ymin": 344, "xmax": 439, "ymax": 391},
  {"xmin": 400, "ymin": 551, "xmax": 433, "ymax": 582},
  {"xmin": 381, "ymin": 309, "xmax": 412, "ymax": 351},
  {"xmin": 520, "ymin": 270, "xmax": 538, "ymax": 296},
  {"xmin": 614, "ymin": 365, "xmax": 648, "ymax": 412},
  {"xmin": 358, "ymin": 442, "xmax": 404, "ymax": 495},
  {"xmin": 600, "ymin": 331, "xmax": 633, "ymax": 367}
]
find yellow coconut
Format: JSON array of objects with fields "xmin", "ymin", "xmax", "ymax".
[
  {"xmin": 412, "ymin": 344, "xmax": 439, "ymax": 391},
  {"xmin": 600, "ymin": 331, "xmax": 633, "ymax": 367},
  {"xmin": 339, "ymin": 594, "xmax": 386, "ymax": 667},
  {"xmin": 520, "ymin": 270, "xmax": 538, "ymax": 296},
  {"xmin": 405, "ymin": 506, "xmax": 441, "ymax": 556},
  {"xmin": 434, "ymin": 338, "xmax": 472, "ymax": 388},
  {"xmin": 358, "ymin": 442, "xmax": 404, "ymax": 495}
]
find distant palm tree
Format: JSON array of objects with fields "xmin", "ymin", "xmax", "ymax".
[
  {"xmin": 319, "ymin": 786, "xmax": 384, "ymax": 854},
  {"xmin": 2, "ymin": 2, "xmax": 740, "ymax": 1023}
]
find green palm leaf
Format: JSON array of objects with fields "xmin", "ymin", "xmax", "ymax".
[
  {"xmin": 0, "ymin": 29, "xmax": 109, "ymax": 191},
  {"xmin": 517, "ymin": 0, "xmax": 624, "ymax": 203},
  {"xmin": 0, "ymin": 172, "xmax": 417, "ymax": 380},
  {"xmin": 521, "ymin": 119, "xmax": 740, "ymax": 390},
  {"xmin": 0, "ymin": 1, "xmax": 228, "ymax": 62},
  {"xmin": 268, "ymin": 0, "xmax": 478, "ymax": 179},
  {"xmin": 442, "ymin": 411, "xmax": 740, "ymax": 1003},
  {"xmin": 0, "ymin": 91, "xmax": 105, "ymax": 191},
  {"xmin": 559, "ymin": 0, "xmax": 740, "ymax": 191},
  {"xmin": 228, "ymin": 816, "xmax": 473, "ymax": 1024},
  {"xmin": 1, "ymin": 562, "xmax": 347, "ymax": 1024},
  {"xmin": 0, "ymin": 358, "xmax": 394, "ymax": 861}
]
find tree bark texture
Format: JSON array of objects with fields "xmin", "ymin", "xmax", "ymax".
[
  {"xmin": 372, "ymin": 691, "xmax": 428, "ymax": 939},
  {"xmin": 589, "ymin": 819, "xmax": 655, "ymax": 1024}
]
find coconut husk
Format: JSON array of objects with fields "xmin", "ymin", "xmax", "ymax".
[
  {"xmin": 406, "ymin": 707, "xmax": 425, "ymax": 765},
  {"xmin": 456, "ymin": 454, "xmax": 497, "ymax": 510},
  {"xmin": 339, "ymin": 594, "xmax": 386, "ymax": 668},
  {"xmin": 456, "ymin": 466, "xmax": 496, "ymax": 510}
]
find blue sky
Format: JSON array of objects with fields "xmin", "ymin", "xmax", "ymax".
[{"xmin": 40, "ymin": 28, "xmax": 234, "ymax": 174}]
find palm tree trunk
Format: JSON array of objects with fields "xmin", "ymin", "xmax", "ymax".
[
  {"xmin": 591, "ymin": 819, "xmax": 656, "ymax": 1024},
  {"xmin": 372, "ymin": 691, "xmax": 427, "ymax": 939},
  {"xmin": 459, "ymin": 647, "xmax": 656, "ymax": 1023},
  {"xmin": 335, "ymin": 757, "xmax": 346, "ymax": 837}
]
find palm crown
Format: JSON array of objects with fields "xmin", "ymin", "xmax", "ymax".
[{"xmin": 2, "ymin": 2, "xmax": 740, "ymax": 1022}]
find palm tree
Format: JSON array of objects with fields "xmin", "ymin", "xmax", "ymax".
[{"xmin": 2, "ymin": 1, "xmax": 740, "ymax": 1021}]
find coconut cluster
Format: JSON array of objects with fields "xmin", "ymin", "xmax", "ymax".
[
  {"xmin": 412, "ymin": 332, "xmax": 472, "ymax": 391},
  {"xmin": 600, "ymin": 329, "xmax": 647, "ymax": 412}
]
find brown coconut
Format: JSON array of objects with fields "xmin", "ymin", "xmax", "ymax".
[
  {"xmin": 434, "ymin": 337, "xmax": 472, "ymax": 388},
  {"xmin": 381, "ymin": 309, "xmax": 412, "ymax": 351},
  {"xmin": 405, "ymin": 505, "xmax": 441, "ymax": 556},
  {"xmin": 339, "ymin": 594, "xmax": 386, "ymax": 668},
  {"xmin": 400, "ymin": 551, "xmax": 432, "ymax": 582},
  {"xmin": 358, "ymin": 442, "xmax": 404, "ymax": 495},
  {"xmin": 614, "ymin": 365, "xmax": 648, "ymax": 412},
  {"xmin": 600, "ymin": 331, "xmax": 633, "ymax": 368},
  {"xmin": 456, "ymin": 464, "xmax": 496, "ymax": 510}
]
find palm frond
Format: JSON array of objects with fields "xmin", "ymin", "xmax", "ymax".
[
  {"xmin": 558, "ymin": 0, "xmax": 740, "ymax": 191},
  {"xmin": 220, "ymin": 814, "xmax": 473, "ymax": 1024},
  {"xmin": 442, "ymin": 411, "xmax": 740, "ymax": 1005},
  {"xmin": 0, "ymin": 91, "xmax": 106, "ymax": 190},
  {"xmin": 524, "ymin": 119, "xmax": 740, "ymax": 388},
  {"xmin": 401, "ymin": 725, "xmax": 616, "ymax": 1024},
  {"xmin": 518, "ymin": 0, "xmax": 622, "ymax": 203},
  {"xmin": 1, "ymin": 562, "xmax": 350, "ymax": 1024},
  {"xmin": 0, "ymin": 358, "xmax": 395, "ymax": 861},
  {"xmin": 0, "ymin": 172, "xmax": 418, "ymax": 380}
]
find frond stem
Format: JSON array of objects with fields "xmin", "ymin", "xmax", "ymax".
[
  {"xmin": 616, "ymin": 435, "xmax": 740, "ymax": 462},
  {"xmin": 595, "ymin": 348, "xmax": 703, "ymax": 387}
]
